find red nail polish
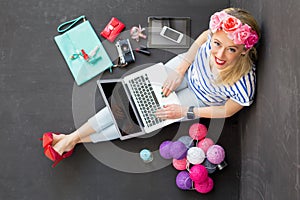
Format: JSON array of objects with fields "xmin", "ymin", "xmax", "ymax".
[{"xmin": 81, "ymin": 49, "xmax": 89, "ymax": 61}]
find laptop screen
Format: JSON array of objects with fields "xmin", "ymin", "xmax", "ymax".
[{"xmin": 98, "ymin": 80, "xmax": 144, "ymax": 137}]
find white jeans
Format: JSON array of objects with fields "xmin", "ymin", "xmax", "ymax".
[{"xmin": 88, "ymin": 53, "xmax": 204, "ymax": 143}]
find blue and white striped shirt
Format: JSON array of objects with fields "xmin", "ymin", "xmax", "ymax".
[{"xmin": 188, "ymin": 36, "xmax": 256, "ymax": 106}]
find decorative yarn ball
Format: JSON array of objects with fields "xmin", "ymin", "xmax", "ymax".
[
  {"xmin": 159, "ymin": 140, "xmax": 173, "ymax": 159},
  {"xmin": 197, "ymin": 138, "xmax": 214, "ymax": 154},
  {"xmin": 202, "ymin": 159, "xmax": 217, "ymax": 174},
  {"xmin": 170, "ymin": 141, "xmax": 188, "ymax": 160},
  {"xmin": 186, "ymin": 147, "xmax": 205, "ymax": 165},
  {"xmin": 206, "ymin": 145, "xmax": 225, "ymax": 164},
  {"xmin": 189, "ymin": 164, "xmax": 208, "ymax": 183},
  {"xmin": 176, "ymin": 171, "xmax": 193, "ymax": 190},
  {"xmin": 173, "ymin": 158, "xmax": 189, "ymax": 171},
  {"xmin": 177, "ymin": 136, "xmax": 194, "ymax": 149},
  {"xmin": 189, "ymin": 123, "xmax": 207, "ymax": 140},
  {"xmin": 194, "ymin": 177, "xmax": 214, "ymax": 194}
]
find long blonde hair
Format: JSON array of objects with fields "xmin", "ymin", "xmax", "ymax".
[{"xmin": 215, "ymin": 8, "xmax": 260, "ymax": 85}]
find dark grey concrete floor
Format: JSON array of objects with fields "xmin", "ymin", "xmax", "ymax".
[{"xmin": 0, "ymin": 0, "xmax": 243, "ymax": 199}]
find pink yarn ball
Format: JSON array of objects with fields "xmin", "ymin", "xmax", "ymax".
[
  {"xmin": 189, "ymin": 164, "xmax": 208, "ymax": 183},
  {"xmin": 197, "ymin": 138, "xmax": 214, "ymax": 154},
  {"xmin": 189, "ymin": 123, "xmax": 207, "ymax": 140},
  {"xmin": 206, "ymin": 145, "xmax": 225, "ymax": 164},
  {"xmin": 194, "ymin": 177, "xmax": 214, "ymax": 194},
  {"xmin": 173, "ymin": 158, "xmax": 188, "ymax": 171},
  {"xmin": 170, "ymin": 141, "xmax": 188, "ymax": 160},
  {"xmin": 159, "ymin": 140, "xmax": 173, "ymax": 159}
]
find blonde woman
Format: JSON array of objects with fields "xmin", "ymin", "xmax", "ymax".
[
  {"xmin": 41, "ymin": 8, "xmax": 260, "ymax": 167},
  {"xmin": 157, "ymin": 7, "xmax": 260, "ymax": 120}
]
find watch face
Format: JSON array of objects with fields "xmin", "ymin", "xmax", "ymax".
[
  {"xmin": 187, "ymin": 106, "xmax": 195, "ymax": 119},
  {"xmin": 187, "ymin": 112, "xmax": 194, "ymax": 119}
]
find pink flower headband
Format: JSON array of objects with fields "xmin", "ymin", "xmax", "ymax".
[{"xmin": 209, "ymin": 11, "xmax": 259, "ymax": 49}]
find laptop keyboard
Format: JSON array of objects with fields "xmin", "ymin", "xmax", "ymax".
[{"xmin": 128, "ymin": 74, "xmax": 164, "ymax": 127}]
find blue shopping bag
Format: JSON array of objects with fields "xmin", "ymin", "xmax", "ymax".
[{"xmin": 54, "ymin": 16, "xmax": 113, "ymax": 85}]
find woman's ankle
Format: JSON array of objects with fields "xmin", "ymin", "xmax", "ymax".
[{"xmin": 69, "ymin": 131, "xmax": 81, "ymax": 145}]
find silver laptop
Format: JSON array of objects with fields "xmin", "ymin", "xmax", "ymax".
[{"xmin": 97, "ymin": 62, "xmax": 182, "ymax": 140}]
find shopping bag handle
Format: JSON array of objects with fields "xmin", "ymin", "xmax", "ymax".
[{"xmin": 57, "ymin": 15, "xmax": 86, "ymax": 33}]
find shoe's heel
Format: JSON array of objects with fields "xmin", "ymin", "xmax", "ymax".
[{"xmin": 52, "ymin": 157, "xmax": 63, "ymax": 168}]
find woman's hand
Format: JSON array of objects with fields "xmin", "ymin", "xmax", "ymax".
[
  {"xmin": 155, "ymin": 104, "xmax": 188, "ymax": 120},
  {"xmin": 162, "ymin": 69, "xmax": 184, "ymax": 97}
]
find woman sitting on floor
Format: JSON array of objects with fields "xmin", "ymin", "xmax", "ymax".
[{"xmin": 41, "ymin": 7, "xmax": 260, "ymax": 167}]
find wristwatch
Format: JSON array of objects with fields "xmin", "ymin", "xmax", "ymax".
[{"xmin": 187, "ymin": 106, "xmax": 195, "ymax": 119}]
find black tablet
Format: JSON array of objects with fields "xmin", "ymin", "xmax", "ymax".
[{"xmin": 147, "ymin": 16, "xmax": 191, "ymax": 48}]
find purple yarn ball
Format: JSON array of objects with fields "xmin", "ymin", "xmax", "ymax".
[
  {"xmin": 159, "ymin": 140, "xmax": 173, "ymax": 159},
  {"xmin": 170, "ymin": 141, "xmax": 188, "ymax": 160},
  {"xmin": 206, "ymin": 145, "xmax": 225, "ymax": 164},
  {"xmin": 176, "ymin": 171, "xmax": 193, "ymax": 190}
]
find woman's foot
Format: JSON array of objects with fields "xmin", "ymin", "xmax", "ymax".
[
  {"xmin": 51, "ymin": 134, "xmax": 64, "ymax": 146},
  {"xmin": 52, "ymin": 133, "xmax": 79, "ymax": 155}
]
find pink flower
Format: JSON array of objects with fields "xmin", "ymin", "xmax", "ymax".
[
  {"xmin": 209, "ymin": 11, "xmax": 228, "ymax": 33},
  {"xmin": 221, "ymin": 16, "xmax": 242, "ymax": 33},
  {"xmin": 244, "ymin": 30, "xmax": 259, "ymax": 49},
  {"xmin": 209, "ymin": 11, "xmax": 259, "ymax": 48},
  {"xmin": 232, "ymin": 24, "xmax": 251, "ymax": 45}
]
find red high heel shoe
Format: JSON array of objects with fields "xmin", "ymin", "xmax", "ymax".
[{"xmin": 40, "ymin": 132, "xmax": 74, "ymax": 168}]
